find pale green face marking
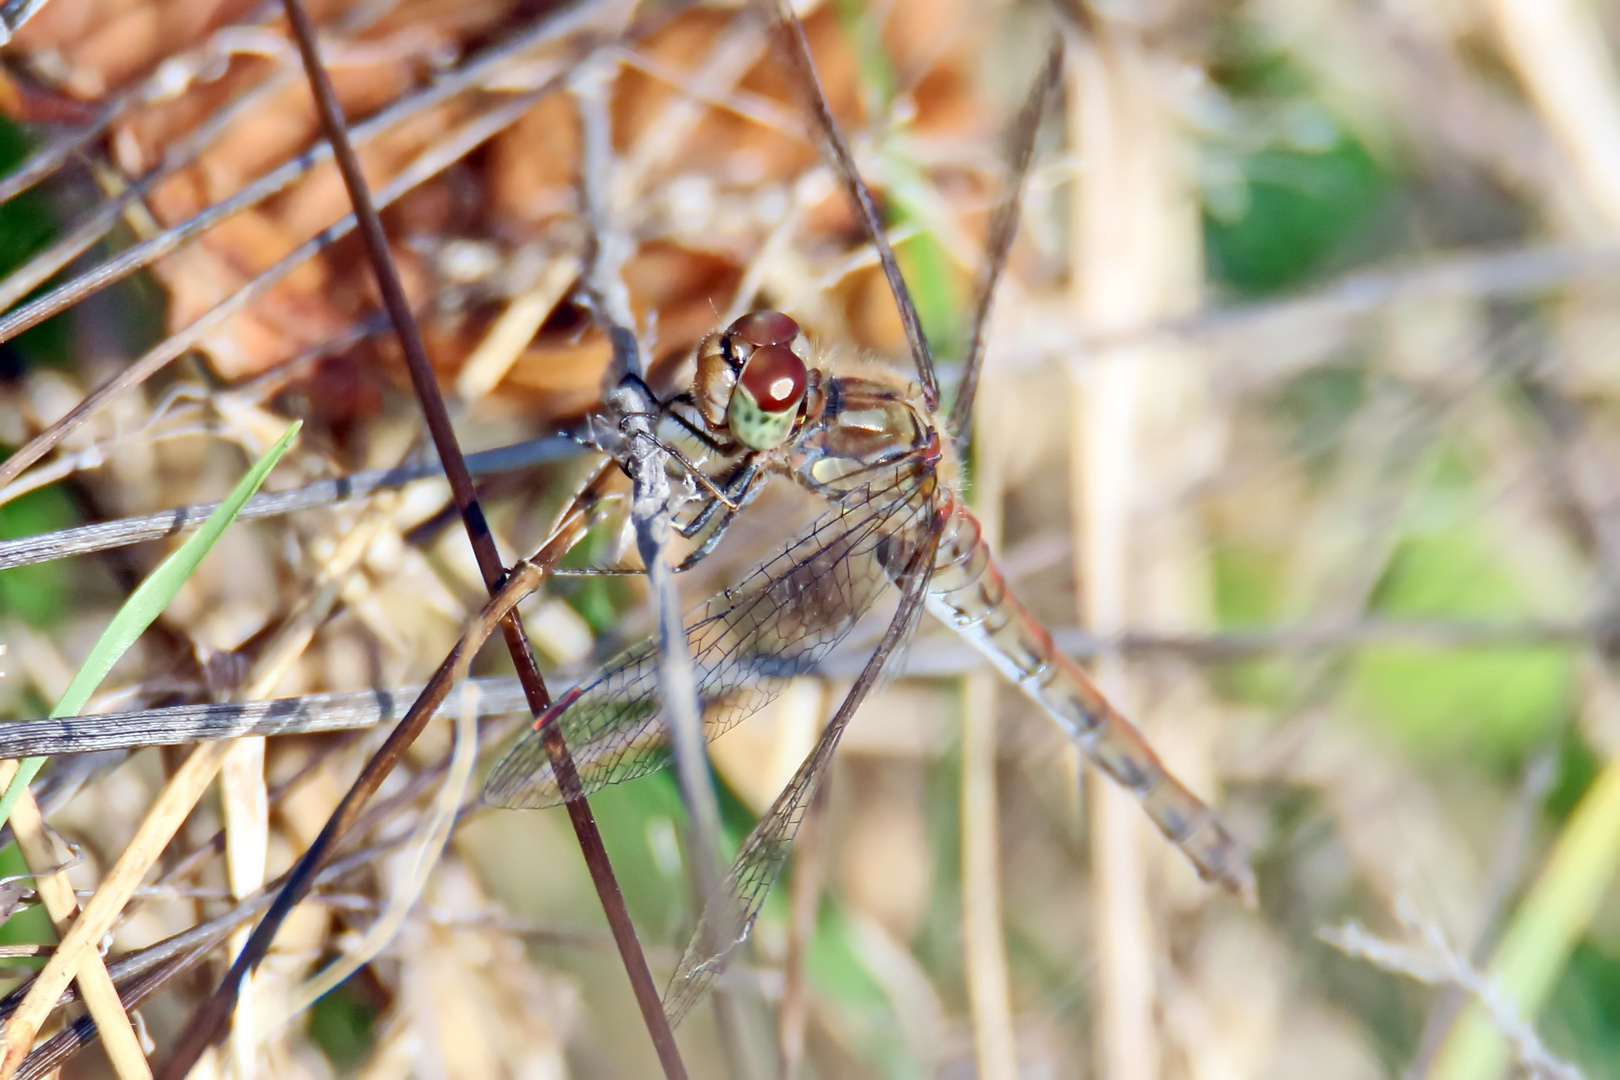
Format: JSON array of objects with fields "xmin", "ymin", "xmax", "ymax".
[{"xmin": 728, "ymin": 382, "xmax": 798, "ymax": 450}]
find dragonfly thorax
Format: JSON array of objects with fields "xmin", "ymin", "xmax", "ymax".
[
  {"xmin": 692, "ymin": 310, "xmax": 812, "ymax": 451},
  {"xmin": 789, "ymin": 372, "xmax": 939, "ymax": 495}
]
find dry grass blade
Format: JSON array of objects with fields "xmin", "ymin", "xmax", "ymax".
[
  {"xmin": 155, "ymin": 550, "xmax": 551, "ymax": 1079},
  {"xmin": 0, "ymin": 435, "xmax": 578, "ymax": 570},
  {"xmin": 13, "ymin": 0, "xmax": 1620, "ymax": 1074},
  {"xmin": 0, "ymin": 677, "xmax": 531, "ymax": 758},
  {"xmin": 0, "ymin": 738, "xmax": 236, "ymax": 1078},
  {"xmin": 3, "ymin": 772, "xmax": 147, "ymax": 1079}
]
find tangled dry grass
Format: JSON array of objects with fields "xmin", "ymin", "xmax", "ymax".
[{"xmin": 0, "ymin": 0, "xmax": 1619, "ymax": 1077}]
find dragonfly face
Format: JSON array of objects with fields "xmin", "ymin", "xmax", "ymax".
[
  {"xmin": 689, "ymin": 307, "xmax": 946, "ymax": 500},
  {"xmin": 692, "ymin": 309, "xmax": 815, "ymax": 451}
]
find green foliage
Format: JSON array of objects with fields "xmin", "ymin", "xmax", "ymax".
[
  {"xmin": 805, "ymin": 902, "xmax": 919, "ymax": 1078},
  {"xmin": 0, "ymin": 421, "xmax": 301, "ymax": 832},
  {"xmin": 1204, "ymin": 134, "xmax": 1388, "ymax": 295},
  {"xmin": 554, "ymin": 521, "xmax": 635, "ymax": 637},
  {"xmin": 1543, "ymin": 942, "xmax": 1620, "ymax": 1080},
  {"xmin": 0, "ymin": 482, "xmax": 77, "ymax": 628},
  {"xmin": 1202, "ymin": 24, "xmax": 1393, "ymax": 297},
  {"xmin": 1349, "ymin": 519, "xmax": 1572, "ymax": 762},
  {"xmin": 307, "ymin": 975, "xmax": 380, "ymax": 1072},
  {"xmin": 0, "ymin": 844, "xmax": 53, "ymax": 971},
  {"xmin": 577, "ymin": 769, "xmax": 698, "ymax": 939},
  {"xmin": 0, "ymin": 118, "xmax": 68, "ymax": 366},
  {"xmin": 1546, "ymin": 729, "xmax": 1601, "ymax": 822}
]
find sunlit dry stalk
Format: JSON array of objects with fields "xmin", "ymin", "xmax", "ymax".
[
  {"xmin": 1068, "ymin": 14, "xmax": 1209, "ymax": 1076},
  {"xmin": 1068, "ymin": 26, "xmax": 1152, "ymax": 1080},
  {"xmin": 0, "ymin": 736, "xmax": 238, "ymax": 1077},
  {"xmin": 223, "ymin": 501, "xmax": 401, "ymax": 1072},
  {"xmin": 220, "ymin": 735, "xmax": 268, "ymax": 1078},
  {"xmin": 454, "ymin": 256, "xmax": 582, "ymax": 402},
  {"xmin": 0, "ymin": 765, "xmax": 148, "ymax": 1079},
  {"xmin": 1488, "ymin": 0, "xmax": 1620, "ymax": 231},
  {"xmin": 5, "ymin": 825, "xmax": 462, "ymax": 1078},
  {"xmin": 961, "ymin": 369, "xmax": 1017, "ymax": 1079}
]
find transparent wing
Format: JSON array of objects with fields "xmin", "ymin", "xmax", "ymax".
[
  {"xmin": 661, "ymin": 529, "xmax": 936, "ymax": 1027},
  {"xmin": 482, "ymin": 467, "xmax": 933, "ymax": 809}
]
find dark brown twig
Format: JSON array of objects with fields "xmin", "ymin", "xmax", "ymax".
[{"xmin": 155, "ymin": 2, "xmax": 685, "ymax": 1077}]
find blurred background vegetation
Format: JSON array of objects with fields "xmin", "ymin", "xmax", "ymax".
[{"xmin": 0, "ymin": 0, "xmax": 1618, "ymax": 1077}]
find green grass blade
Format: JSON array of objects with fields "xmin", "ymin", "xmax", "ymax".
[
  {"xmin": 0, "ymin": 421, "xmax": 302, "ymax": 830},
  {"xmin": 1429, "ymin": 754, "xmax": 1620, "ymax": 1080}
]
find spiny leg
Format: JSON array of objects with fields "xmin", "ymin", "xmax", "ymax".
[{"xmin": 551, "ymin": 457, "xmax": 766, "ymax": 578}]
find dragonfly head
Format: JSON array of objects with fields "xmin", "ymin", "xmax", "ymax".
[{"xmin": 693, "ymin": 310, "xmax": 812, "ymax": 451}]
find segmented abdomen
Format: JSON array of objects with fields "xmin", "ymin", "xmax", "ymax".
[{"xmin": 926, "ymin": 494, "xmax": 1254, "ymax": 900}]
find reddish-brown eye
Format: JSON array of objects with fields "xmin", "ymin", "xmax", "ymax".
[
  {"xmin": 727, "ymin": 310, "xmax": 800, "ymax": 348},
  {"xmin": 739, "ymin": 344, "xmax": 808, "ymax": 412}
]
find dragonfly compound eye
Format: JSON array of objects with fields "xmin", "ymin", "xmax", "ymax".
[
  {"xmin": 727, "ymin": 309, "xmax": 801, "ymax": 348},
  {"xmin": 730, "ymin": 343, "xmax": 808, "ymax": 450}
]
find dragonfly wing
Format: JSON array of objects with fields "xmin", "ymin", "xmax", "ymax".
[
  {"xmin": 482, "ymin": 471, "xmax": 931, "ymax": 809},
  {"xmin": 661, "ymin": 523, "xmax": 937, "ymax": 1026}
]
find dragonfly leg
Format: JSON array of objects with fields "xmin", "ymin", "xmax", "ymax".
[
  {"xmin": 551, "ymin": 459, "xmax": 765, "ymax": 577},
  {"xmin": 661, "ymin": 393, "xmax": 740, "ymax": 456},
  {"xmin": 623, "ymin": 426, "xmax": 742, "ymax": 510},
  {"xmin": 614, "ymin": 374, "xmax": 740, "ymax": 456},
  {"xmin": 676, "ymin": 458, "xmax": 759, "ymax": 538},
  {"xmin": 673, "ymin": 464, "xmax": 769, "ymax": 572}
]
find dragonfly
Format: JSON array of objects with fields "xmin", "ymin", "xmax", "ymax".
[{"xmin": 484, "ymin": 15, "xmax": 1254, "ymax": 1026}]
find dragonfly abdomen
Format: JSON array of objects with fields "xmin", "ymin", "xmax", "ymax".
[{"xmin": 927, "ymin": 496, "xmax": 1255, "ymax": 901}]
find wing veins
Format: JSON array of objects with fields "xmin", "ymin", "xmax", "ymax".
[
  {"xmin": 662, "ymin": 514, "xmax": 939, "ymax": 1025},
  {"xmin": 482, "ymin": 469, "xmax": 930, "ymax": 809}
]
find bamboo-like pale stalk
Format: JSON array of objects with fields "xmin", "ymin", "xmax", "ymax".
[
  {"xmin": 961, "ymin": 370, "xmax": 1018, "ymax": 1079},
  {"xmin": 221, "ymin": 733, "xmax": 268, "ymax": 1080},
  {"xmin": 1068, "ymin": 18, "xmax": 1207, "ymax": 1078},
  {"xmin": 1069, "ymin": 28, "xmax": 1154, "ymax": 1080},
  {"xmin": 229, "ymin": 502, "xmax": 403, "ymax": 1067},
  {"xmin": 1488, "ymin": 0, "xmax": 1620, "ymax": 231}
]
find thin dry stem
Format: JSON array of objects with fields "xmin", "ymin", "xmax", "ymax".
[
  {"xmin": 279, "ymin": 678, "xmax": 480, "ymax": 1026},
  {"xmin": 3, "ymin": 768, "xmax": 149, "ymax": 1080},
  {"xmin": 1069, "ymin": 25, "xmax": 1160, "ymax": 1080},
  {"xmin": 0, "ymin": 738, "xmax": 236, "ymax": 1079},
  {"xmin": 962, "ymin": 372, "xmax": 1017, "ymax": 1078},
  {"xmin": 1323, "ymin": 903, "xmax": 1584, "ymax": 1080}
]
